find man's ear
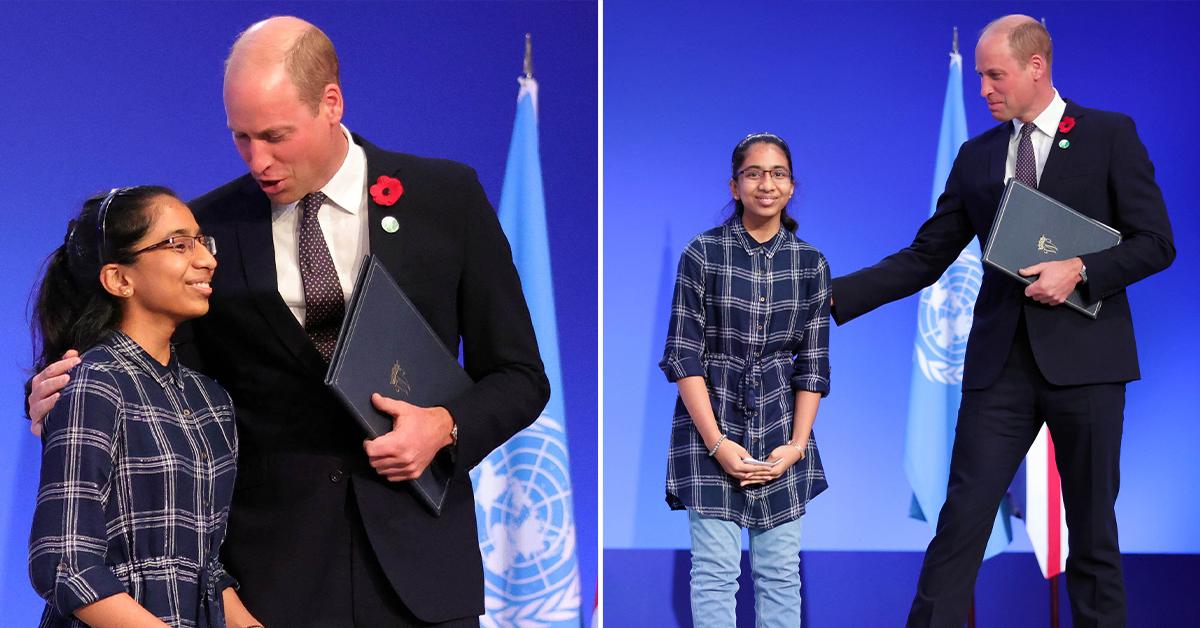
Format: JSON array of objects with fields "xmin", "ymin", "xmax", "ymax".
[
  {"xmin": 1028, "ymin": 53, "xmax": 1047, "ymax": 81},
  {"xmin": 321, "ymin": 83, "xmax": 344, "ymax": 124}
]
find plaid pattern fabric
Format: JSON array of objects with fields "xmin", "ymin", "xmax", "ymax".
[
  {"xmin": 660, "ymin": 220, "xmax": 831, "ymax": 529},
  {"xmin": 29, "ymin": 331, "xmax": 238, "ymax": 627}
]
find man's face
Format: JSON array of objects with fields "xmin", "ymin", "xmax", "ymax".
[
  {"xmin": 224, "ymin": 65, "xmax": 343, "ymax": 205},
  {"xmin": 975, "ymin": 33, "xmax": 1039, "ymax": 123}
]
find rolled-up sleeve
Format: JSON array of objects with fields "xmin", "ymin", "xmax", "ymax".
[
  {"xmin": 28, "ymin": 366, "xmax": 126, "ymax": 616},
  {"xmin": 212, "ymin": 563, "xmax": 238, "ymax": 594},
  {"xmin": 792, "ymin": 253, "xmax": 831, "ymax": 396},
  {"xmin": 660, "ymin": 238, "xmax": 708, "ymax": 381}
]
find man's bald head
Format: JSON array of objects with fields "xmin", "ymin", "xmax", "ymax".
[
  {"xmin": 974, "ymin": 14, "xmax": 1054, "ymax": 123},
  {"xmin": 980, "ymin": 14, "xmax": 1053, "ymax": 77},
  {"xmin": 222, "ymin": 16, "xmax": 348, "ymax": 204},
  {"xmin": 226, "ymin": 16, "xmax": 340, "ymax": 114}
]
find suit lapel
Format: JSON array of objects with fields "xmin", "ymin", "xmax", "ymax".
[
  {"xmin": 1038, "ymin": 99, "xmax": 1085, "ymax": 196},
  {"xmin": 358, "ymin": 136, "xmax": 413, "ymax": 279},
  {"xmin": 231, "ymin": 136, "xmax": 415, "ymax": 373},
  {"xmin": 234, "ymin": 185, "xmax": 326, "ymax": 371},
  {"xmin": 984, "ymin": 122, "xmax": 1012, "ymax": 208},
  {"xmin": 988, "ymin": 122, "xmax": 1011, "ymax": 185}
]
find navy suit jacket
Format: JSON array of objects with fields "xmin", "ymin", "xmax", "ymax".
[
  {"xmin": 179, "ymin": 135, "xmax": 549, "ymax": 623},
  {"xmin": 832, "ymin": 101, "xmax": 1174, "ymax": 390}
]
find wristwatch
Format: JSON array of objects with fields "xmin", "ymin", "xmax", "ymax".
[{"xmin": 1079, "ymin": 261, "xmax": 1088, "ymax": 284}]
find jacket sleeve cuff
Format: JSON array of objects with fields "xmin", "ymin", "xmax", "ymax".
[
  {"xmin": 441, "ymin": 398, "xmax": 485, "ymax": 473},
  {"xmin": 1077, "ymin": 250, "xmax": 1111, "ymax": 302}
]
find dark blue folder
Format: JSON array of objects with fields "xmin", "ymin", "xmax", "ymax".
[
  {"xmin": 325, "ymin": 255, "xmax": 472, "ymax": 515},
  {"xmin": 983, "ymin": 180, "xmax": 1122, "ymax": 319}
]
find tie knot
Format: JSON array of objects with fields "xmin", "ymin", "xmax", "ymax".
[
  {"xmin": 302, "ymin": 191, "xmax": 327, "ymax": 211},
  {"xmin": 1019, "ymin": 122, "xmax": 1036, "ymax": 138},
  {"xmin": 300, "ymin": 192, "xmax": 328, "ymax": 224}
]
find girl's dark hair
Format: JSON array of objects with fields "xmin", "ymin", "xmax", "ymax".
[
  {"xmin": 32, "ymin": 186, "xmax": 175, "ymax": 371},
  {"xmin": 728, "ymin": 132, "xmax": 799, "ymax": 233}
]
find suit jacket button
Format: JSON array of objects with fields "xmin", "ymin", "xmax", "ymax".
[{"xmin": 329, "ymin": 469, "xmax": 345, "ymax": 483}]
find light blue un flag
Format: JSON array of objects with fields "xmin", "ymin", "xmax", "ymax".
[
  {"xmin": 903, "ymin": 51, "xmax": 1012, "ymax": 559},
  {"xmin": 471, "ymin": 75, "xmax": 582, "ymax": 626}
]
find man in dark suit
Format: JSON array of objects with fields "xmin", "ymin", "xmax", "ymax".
[
  {"xmin": 831, "ymin": 15, "xmax": 1174, "ymax": 628},
  {"xmin": 28, "ymin": 16, "xmax": 547, "ymax": 628}
]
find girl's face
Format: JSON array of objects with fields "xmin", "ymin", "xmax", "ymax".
[
  {"xmin": 730, "ymin": 142, "xmax": 794, "ymax": 224},
  {"xmin": 120, "ymin": 196, "xmax": 217, "ymax": 325}
]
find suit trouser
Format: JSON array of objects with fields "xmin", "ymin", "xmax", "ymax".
[{"xmin": 906, "ymin": 319, "xmax": 1127, "ymax": 628}]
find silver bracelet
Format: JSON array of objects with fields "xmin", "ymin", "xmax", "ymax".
[
  {"xmin": 708, "ymin": 434, "xmax": 727, "ymax": 457},
  {"xmin": 788, "ymin": 441, "xmax": 805, "ymax": 453}
]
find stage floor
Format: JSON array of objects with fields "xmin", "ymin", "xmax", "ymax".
[{"xmin": 604, "ymin": 549, "xmax": 1199, "ymax": 626}]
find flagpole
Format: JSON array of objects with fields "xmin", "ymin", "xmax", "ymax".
[
  {"xmin": 523, "ymin": 33, "xmax": 533, "ymax": 79},
  {"xmin": 1050, "ymin": 575, "xmax": 1060, "ymax": 628}
]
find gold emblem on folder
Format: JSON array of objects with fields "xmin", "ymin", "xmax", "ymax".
[
  {"xmin": 1037, "ymin": 235, "xmax": 1058, "ymax": 255},
  {"xmin": 390, "ymin": 362, "xmax": 412, "ymax": 397}
]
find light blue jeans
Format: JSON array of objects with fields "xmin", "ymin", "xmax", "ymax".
[{"xmin": 688, "ymin": 511, "xmax": 804, "ymax": 628}]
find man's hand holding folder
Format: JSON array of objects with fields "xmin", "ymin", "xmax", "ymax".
[
  {"xmin": 1019, "ymin": 256, "xmax": 1085, "ymax": 306},
  {"xmin": 363, "ymin": 393, "xmax": 456, "ymax": 482},
  {"xmin": 325, "ymin": 255, "xmax": 473, "ymax": 514},
  {"xmin": 982, "ymin": 180, "xmax": 1119, "ymax": 318}
]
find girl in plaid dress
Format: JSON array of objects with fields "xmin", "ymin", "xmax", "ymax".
[
  {"xmin": 28, "ymin": 188, "xmax": 260, "ymax": 627},
  {"xmin": 660, "ymin": 134, "xmax": 831, "ymax": 627}
]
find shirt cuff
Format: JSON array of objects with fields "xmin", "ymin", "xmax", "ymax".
[
  {"xmin": 53, "ymin": 562, "xmax": 127, "ymax": 617},
  {"xmin": 660, "ymin": 355, "xmax": 705, "ymax": 382},
  {"xmin": 213, "ymin": 565, "xmax": 238, "ymax": 593},
  {"xmin": 790, "ymin": 373, "xmax": 830, "ymax": 397}
]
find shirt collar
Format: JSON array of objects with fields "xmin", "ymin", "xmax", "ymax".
[
  {"xmin": 1013, "ymin": 89, "xmax": 1067, "ymax": 139},
  {"xmin": 272, "ymin": 125, "xmax": 368, "ymax": 218},
  {"xmin": 107, "ymin": 330, "xmax": 185, "ymax": 391},
  {"xmin": 321, "ymin": 125, "xmax": 368, "ymax": 214},
  {"xmin": 729, "ymin": 219, "xmax": 788, "ymax": 258}
]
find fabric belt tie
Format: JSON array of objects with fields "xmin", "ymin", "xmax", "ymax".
[
  {"xmin": 197, "ymin": 557, "xmax": 222, "ymax": 627},
  {"xmin": 707, "ymin": 351, "xmax": 791, "ymax": 415}
]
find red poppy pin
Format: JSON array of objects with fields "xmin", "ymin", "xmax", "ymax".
[
  {"xmin": 370, "ymin": 175, "xmax": 404, "ymax": 206},
  {"xmin": 1058, "ymin": 116, "xmax": 1076, "ymax": 134}
]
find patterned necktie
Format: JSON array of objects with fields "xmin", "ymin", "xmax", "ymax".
[
  {"xmin": 298, "ymin": 192, "xmax": 345, "ymax": 362},
  {"xmin": 1015, "ymin": 122, "xmax": 1038, "ymax": 188}
]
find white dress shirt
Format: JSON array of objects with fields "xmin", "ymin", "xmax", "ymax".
[
  {"xmin": 1005, "ymin": 89, "xmax": 1067, "ymax": 186},
  {"xmin": 272, "ymin": 125, "xmax": 370, "ymax": 326}
]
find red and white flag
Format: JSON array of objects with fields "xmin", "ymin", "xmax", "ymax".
[{"xmin": 1025, "ymin": 425, "xmax": 1069, "ymax": 578}]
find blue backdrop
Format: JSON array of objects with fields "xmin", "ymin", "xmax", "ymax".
[
  {"xmin": 0, "ymin": 1, "xmax": 596, "ymax": 623},
  {"xmin": 604, "ymin": 0, "xmax": 1198, "ymax": 623}
]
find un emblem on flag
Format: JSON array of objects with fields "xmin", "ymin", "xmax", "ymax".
[
  {"xmin": 915, "ymin": 249, "xmax": 982, "ymax": 385},
  {"xmin": 472, "ymin": 415, "xmax": 580, "ymax": 626}
]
